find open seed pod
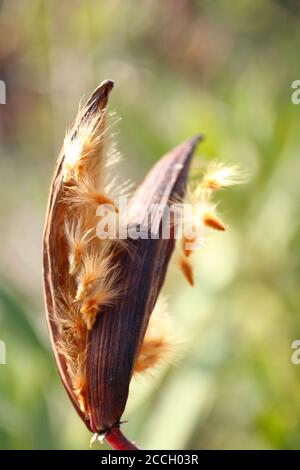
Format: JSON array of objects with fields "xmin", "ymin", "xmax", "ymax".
[{"xmin": 43, "ymin": 80, "xmax": 244, "ymax": 450}]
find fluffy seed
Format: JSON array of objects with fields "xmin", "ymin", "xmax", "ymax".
[
  {"xmin": 64, "ymin": 220, "xmax": 95, "ymax": 274},
  {"xmin": 200, "ymin": 162, "xmax": 245, "ymax": 191},
  {"xmin": 204, "ymin": 211, "xmax": 225, "ymax": 231},
  {"xmin": 178, "ymin": 255, "xmax": 194, "ymax": 286},
  {"xmin": 63, "ymin": 111, "xmax": 105, "ymax": 183},
  {"xmin": 75, "ymin": 252, "xmax": 113, "ymax": 300},
  {"xmin": 68, "ymin": 351, "xmax": 87, "ymax": 413},
  {"xmin": 134, "ymin": 298, "xmax": 177, "ymax": 373},
  {"xmin": 177, "ymin": 163, "xmax": 241, "ymax": 283},
  {"xmin": 80, "ymin": 278, "xmax": 120, "ymax": 330},
  {"xmin": 64, "ymin": 176, "xmax": 118, "ymax": 211}
]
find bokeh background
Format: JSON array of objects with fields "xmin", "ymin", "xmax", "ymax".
[{"xmin": 0, "ymin": 0, "xmax": 300, "ymax": 450}]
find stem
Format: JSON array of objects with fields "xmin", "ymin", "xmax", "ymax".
[{"xmin": 105, "ymin": 427, "xmax": 139, "ymax": 450}]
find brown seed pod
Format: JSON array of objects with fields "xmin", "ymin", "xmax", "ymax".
[
  {"xmin": 43, "ymin": 80, "xmax": 201, "ymax": 448},
  {"xmin": 43, "ymin": 80, "xmax": 243, "ymax": 449}
]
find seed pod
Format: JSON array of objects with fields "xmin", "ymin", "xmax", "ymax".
[
  {"xmin": 43, "ymin": 80, "xmax": 201, "ymax": 447},
  {"xmin": 43, "ymin": 80, "xmax": 243, "ymax": 449}
]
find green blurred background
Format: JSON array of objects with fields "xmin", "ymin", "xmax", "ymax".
[{"xmin": 0, "ymin": 0, "xmax": 300, "ymax": 450}]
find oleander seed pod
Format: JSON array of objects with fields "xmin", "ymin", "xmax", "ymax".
[{"xmin": 43, "ymin": 80, "xmax": 244, "ymax": 450}]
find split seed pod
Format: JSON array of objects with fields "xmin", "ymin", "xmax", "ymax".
[{"xmin": 43, "ymin": 80, "xmax": 243, "ymax": 449}]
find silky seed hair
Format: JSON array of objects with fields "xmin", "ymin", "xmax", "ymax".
[
  {"xmin": 53, "ymin": 286, "xmax": 88, "ymax": 411},
  {"xmin": 64, "ymin": 219, "xmax": 95, "ymax": 275},
  {"xmin": 63, "ymin": 176, "xmax": 118, "ymax": 210},
  {"xmin": 75, "ymin": 251, "xmax": 114, "ymax": 300},
  {"xmin": 134, "ymin": 162, "xmax": 246, "ymax": 373},
  {"xmin": 134, "ymin": 297, "xmax": 178, "ymax": 374},
  {"xmin": 177, "ymin": 162, "xmax": 246, "ymax": 285}
]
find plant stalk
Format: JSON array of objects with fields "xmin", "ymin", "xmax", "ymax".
[{"xmin": 105, "ymin": 427, "xmax": 139, "ymax": 450}]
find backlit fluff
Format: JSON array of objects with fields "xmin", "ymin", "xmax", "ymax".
[
  {"xmin": 54, "ymin": 288, "xmax": 88, "ymax": 411},
  {"xmin": 63, "ymin": 110, "xmax": 105, "ymax": 184},
  {"xmin": 64, "ymin": 220, "xmax": 95, "ymax": 275},
  {"xmin": 75, "ymin": 251, "xmax": 114, "ymax": 300},
  {"xmin": 199, "ymin": 162, "xmax": 245, "ymax": 191},
  {"xmin": 178, "ymin": 163, "xmax": 245, "ymax": 285},
  {"xmin": 134, "ymin": 298, "xmax": 177, "ymax": 373},
  {"xmin": 63, "ymin": 176, "xmax": 117, "ymax": 210}
]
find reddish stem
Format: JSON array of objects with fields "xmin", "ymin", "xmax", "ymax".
[{"xmin": 105, "ymin": 427, "xmax": 139, "ymax": 450}]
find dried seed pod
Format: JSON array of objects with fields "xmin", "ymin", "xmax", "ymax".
[
  {"xmin": 43, "ymin": 79, "xmax": 201, "ymax": 448},
  {"xmin": 43, "ymin": 80, "xmax": 242, "ymax": 449}
]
